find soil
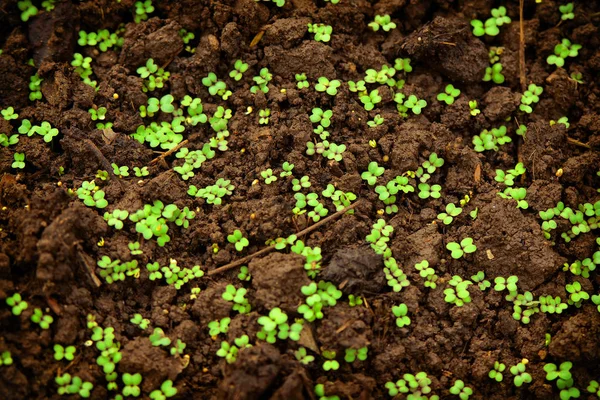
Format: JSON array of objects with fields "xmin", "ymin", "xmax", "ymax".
[{"xmin": 1, "ymin": 0, "xmax": 599, "ymax": 399}]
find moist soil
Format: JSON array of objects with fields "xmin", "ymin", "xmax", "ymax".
[{"xmin": 1, "ymin": 0, "xmax": 600, "ymax": 399}]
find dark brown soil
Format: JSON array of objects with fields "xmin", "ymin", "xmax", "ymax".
[{"xmin": 1, "ymin": 0, "xmax": 599, "ymax": 399}]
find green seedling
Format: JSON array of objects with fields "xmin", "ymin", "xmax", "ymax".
[
  {"xmin": 136, "ymin": 59, "xmax": 170, "ymax": 92},
  {"xmin": 229, "ymin": 59, "xmax": 249, "ymax": 81},
  {"xmin": 89, "ymin": 107, "xmax": 107, "ymax": 121},
  {"xmin": 134, "ymin": 0, "xmax": 154, "ymax": 23},
  {"xmin": 29, "ymin": 74, "xmax": 43, "ymax": 101},
  {"xmin": 565, "ymin": 281, "xmax": 589, "ymax": 306},
  {"xmin": 259, "ymin": 108, "xmax": 270, "ymax": 125},
  {"xmin": 438, "ymin": 203, "xmax": 462, "ymax": 225},
  {"xmin": 18, "ymin": 0, "xmax": 38, "ymax": 21},
  {"xmin": 559, "ymin": 3, "xmax": 574, "ymax": 20},
  {"xmin": 315, "ymin": 77, "xmax": 341, "ymax": 96},
  {"xmin": 385, "ymin": 372, "xmax": 433, "ymax": 398},
  {"xmin": 403, "ymin": 95, "xmax": 427, "ymax": 114},
  {"xmin": 149, "ymin": 380, "xmax": 177, "ymax": 399},
  {"xmin": 471, "ymin": 7, "xmax": 511, "ymax": 37},
  {"xmin": 323, "ymin": 142, "xmax": 346, "ymax": 162},
  {"xmin": 295, "ymin": 73, "xmax": 309, "ymax": 89},
  {"xmin": 78, "ymin": 29, "xmax": 124, "ymax": 52},
  {"xmin": 222, "ymin": 285, "xmax": 251, "ymax": 313},
  {"xmin": 361, "ymin": 161, "xmax": 385, "ymax": 185},
  {"xmin": 149, "ymin": 328, "xmax": 171, "ymax": 347},
  {"xmin": 360, "ymin": 90, "xmax": 382, "ymax": 111},
  {"xmin": 471, "ymin": 271, "xmax": 491, "ymax": 290},
  {"xmin": 570, "ymin": 72, "xmax": 583, "ymax": 84},
  {"xmin": 130, "ymin": 314, "xmax": 150, "ymax": 330},
  {"xmin": 348, "ymin": 80, "xmax": 366, "ymax": 92},
  {"xmin": 547, "ymin": 39, "xmax": 581, "ymax": 67},
  {"xmin": 208, "ymin": 317, "xmax": 230, "ymax": 337},
  {"xmin": 394, "ymin": 57, "xmax": 413, "ymax": 73},
  {"xmin": 280, "ymin": 162, "xmax": 294, "ymax": 177},
  {"xmin": 494, "ymin": 276, "xmax": 519, "ymax": 300},
  {"xmin": 550, "ymin": 116, "xmax": 570, "ymax": 128},
  {"xmin": 495, "ymin": 163, "xmax": 526, "ymax": 186},
  {"xmin": 444, "ymin": 275, "xmax": 473, "ymax": 307},
  {"xmin": 415, "ymin": 260, "xmax": 438, "ymax": 289},
  {"xmin": 544, "ymin": 361, "xmax": 579, "ymax": 400},
  {"xmin": 510, "ymin": 361, "xmax": 532, "ymax": 387},
  {"xmin": 489, "ymin": 361, "xmax": 506, "ymax": 382},
  {"xmin": 295, "ymin": 347, "xmax": 314, "ymax": 365},
  {"xmin": 483, "ymin": 63, "xmax": 505, "ymax": 84},
  {"xmin": 292, "ymin": 176, "xmax": 311, "ymax": 191},
  {"xmin": 54, "ymin": 344, "xmax": 76, "ymax": 361},
  {"xmin": 345, "ymin": 347, "xmax": 368, "ymax": 363},
  {"xmin": 348, "ymin": 294, "xmax": 363, "ymax": 307},
  {"xmin": 202, "ymin": 72, "xmax": 231, "ymax": 100},
  {"xmin": 367, "ymin": 114, "xmax": 384, "ymax": 128},
  {"xmin": 450, "ymin": 380, "xmax": 473, "ymax": 399},
  {"xmin": 0, "ymin": 351, "xmax": 13, "ymax": 366},
  {"xmin": 539, "ymin": 295, "xmax": 568, "ymax": 314},
  {"xmin": 134, "ymin": 167, "xmax": 149, "ymax": 177},
  {"xmin": 122, "ymin": 373, "xmax": 142, "ymax": 397},
  {"xmin": 307, "ymin": 23, "xmax": 332, "ymax": 42},
  {"xmin": 216, "ymin": 336, "xmax": 251, "ymax": 364},
  {"xmin": 498, "ymin": 187, "xmax": 528, "ymax": 209},
  {"xmin": 71, "ymin": 53, "xmax": 96, "ymax": 88},
  {"xmin": 250, "ymin": 68, "xmax": 272, "ymax": 94},
  {"xmin": 392, "ymin": 303, "xmax": 411, "ymax": 327},
  {"xmin": 322, "ymin": 350, "xmax": 339, "ymax": 371},
  {"xmin": 520, "ymin": 83, "xmax": 544, "ymax": 113},
  {"xmin": 31, "ymin": 308, "xmax": 53, "ymax": 329},
  {"xmin": 12, "ymin": 153, "xmax": 25, "ymax": 169},
  {"xmin": 588, "ymin": 380, "xmax": 600, "ymax": 397},
  {"xmin": 469, "ymin": 100, "xmax": 480, "ymax": 116},
  {"xmin": 6, "ymin": 293, "xmax": 28, "ymax": 315},
  {"xmin": 297, "ymin": 281, "xmax": 342, "ymax": 321},
  {"xmin": 369, "ymin": 15, "xmax": 396, "ymax": 32},
  {"xmin": 261, "ymin": 168, "xmax": 277, "ymax": 184},
  {"xmin": 437, "ymin": 84, "xmax": 460, "ymax": 105},
  {"xmin": 170, "ymin": 339, "xmax": 186, "ymax": 356},
  {"xmin": 417, "ymin": 183, "xmax": 441, "ymax": 199},
  {"xmin": 55, "ymin": 374, "xmax": 93, "ymax": 398},
  {"xmin": 257, "ymin": 308, "xmax": 302, "ymax": 343},
  {"xmin": 237, "ymin": 266, "xmax": 251, "ymax": 281}
]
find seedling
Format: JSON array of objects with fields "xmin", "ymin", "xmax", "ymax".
[
  {"xmin": 229, "ymin": 59, "xmax": 249, "ymax": 81},
  {"xmin": 414, "ymin": 260, "xmax": 438, "ymax": 289},
  {"xmin": 512, "ymin": 291, "xmax": 540, "ymax": 324},
  {"xmin": 394, "ymin": 58, "xmax": 413, "ymax": 73},
  {"xmin": 565, "ymin": 281, "xmax": 589, "ymax": 307},
  {"xmin": 510, "ymin": 360, "xmax": 532, "ymax": 387},
  {"xmin": 31, "ymin": 308, "xmax": 54, "ymax": 329},
  {"xmin": 280, "ymin": 162, "xmax": 294, "ymax": 177},
  {"xmin": 307, "ymin": 23, "xmax": 332, "ymax": 42},
  {"xmin": 18, "ymin": 1, "xmax": 39, "ymax": 21},
  {"xmin": 29, "ymin": 74, "xmax": 43, "ymax": 101},
  {"xmin": 360, "ymin": 90, "xmax": 382, "ymax": 111},
  {"xmin": 222, "ymin": 285, "xmax": 251, "ymax": 313},
  {"xmin": 202, "ymin": 72, "xmax": 231, "ymax": 100},
  {"xmin": 444, "ymin": 276, "xmax": 473, "ymax": 307},
  {"xmin": 322, "ymin": 350, "xmax": 339, "ymax": 371},
  {"xmin": 257, "ymin": 308, "xmax": 302, "ymax": 343},
  {"xmin": 136, "ymin": 59, "xmax": 170, "ymax": 92},
  {"xmin": 588, "ymin": 380, "xmax": 600, "ymax": 397},
  {"xmin": 345, "ymin": 347, "xmax": 368, "ymax": 362},
  {"xmin": 495, "ymin": 163, "xmax": 526, "ymax": 186},
  {"xmin": 494, "ymin": 276, "xmax": 519, "ymax": 300},
  {"xmin": 520, "ymin": 83, "xmax": 544, "ymax": 113},
  {"xmin": 297, "ymin": 281, "xmax": 342, "ymax": 321},
  {"xmin": 392, "ymin": 303, "xmax": 411, "ymax": 327},
  {"xmin": 547, "ymin": 39, "xmax": 581, "ymax": 67},
  {"xmin": 170, "ymin": 339, "xmax": 186, "ymax": 356},
  {"xmin": 0, "ymin": 351, "xmax": 13, "ymax": 366},
  {"xmin": 130, "ymin": 314, "xmax": 150, "ymax": 330},
  {"xmin": 208, "ymin": 317, "xmax": 230, "ymax": 337},
  {"xmin": 498, "ymin": 187, "xmax": 528, "ymax": 209},
  {"xmin": 122, "ymin": 373, "xmax": 142, "ymax": 397},
  {"xmin": 72, "ymin": 53, "xmax": 96, "ymax": 88},
  {"xmin": 365, "ymin": 65, "xmax": 397, "ymax": 86},
  {"xmin": 438, "ymin": 203, "xmax": 462, "ymax": 225},
  {"xmin": 149, "ymin": 327, "xmax": 171, "ymax": 347},
  {"xmin": 55, "ymin": 374, "xmax": 93, "ymax": 398},
  {"xmin": 367, "ymin": 114, "xmax": 384, "ymax": 127},
  {"xmin": 89, "ymin": 107, "xmax": 107, "ymax": 121},
  {"xmin": 403, "ymin": 95, "xmax": 427, "ymax": 114},
  {"xmin": 134, "ymin": 0, "xmax": 154, "ymax": 23},
  {"xmin": 259, "ymin": 108, "xmax": 270, "ymax": 125},
  {"xmin": 592, "ymin": 295, "xmax": 600, "ymax": 312},
  {"xmin": 417, "ymin": 183, "xmax": 441, "ymax": 199},
  {"xmin": 450, "ymin": 380, "xmax": 473, "ymax": 399},
  {"xmin": 368, "ymin": 15, "xmax": 396, "ymax": 31},
  {"xmin": 539, "ymin": 295, "xmax": 568, "ymax": 314},
  {"xmin": 570, "ymin": 72, "xmax": 583, "ymax": 84},
  {"xmin": 216, "ymin": 335, "xmax": 251, "ymax": 364},
  {"xmin": 361, "ymin": 161, "xmax": 385, "ymax": 185},
  {"xmin": 134, "ymin": 166, "xmax": 149, "ymax": 177},
  {"xmin": 385, "ymin": 372, "xmax": 433, "ymax": 398},
  {"xmin": 295, "ymin": 73, "xmax": 309, "ymax": 89},
  {"xmin": 54, "ymin": 344, "xmax": 76, "ymax": 361},
  {"xmin": 237, "ymin": 266, "xmax": 251, "ymax": 281},
  {"xmin": 348, "ymin": 80, "xmax": 366, "ymax": 92},
  {"xmin": 315, "ymin": 77, "xmax": 341, "ymax": 96},
  {"xmin": 483, "ymin": 63, "xmax": 505, "ymax": 84},
  {"xmin": 12, "ymin": 153, "xmax": 25, "ymax": 169},
  {"xmin": 471, "ymin": 7, "xmax": 511, "ymax": 37},
  {"xmin": 437, "ymin": 84, "xmax": 461, "ymax": 105},
  {"xmin": 489, "ymin": 361, "xmax": 506, "ymax": 382},
  {"xmin": 471, "ymin": 271, "xmax": 491, "ymax": 290},
  {"xmin": 559, "ymin": 3, "xmax": 574, "ymax": 20},
  {"xmin": 292, "ymin": 176, "xmax": 311, "ymax": 191},
  {"xmin": 6, "ymin": 293, "xmax": 28, "ymax": 315},
  {"xmin": 149, "ymin": 380, "xmax": 177, "ymax": 399},
  {"xmin": 469, "ymin": 100, "xmax": 480, "ymax": 116},
  {"xmin": 250, "ymin": 68, "xmax": 272, "ymax": 94},
  {"xmin": 348, "ymin": 294, "xmax": 363, "ymax": 307},
  {"xmin": 295, "ymin": 347, "xmax": 314, "ymax": 365}
]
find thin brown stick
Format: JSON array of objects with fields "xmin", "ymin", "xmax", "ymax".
[
  {"xmin": 519, "ymin": 0, "xmax": 527, "ymax": 92},
  {"xmin": 208, "ymin": 201, "xmax": 361, "ymax": 276},
  {"xmin": 76, "ymin": 245, "xmax": 102, "ymax": 287},
  {"xmin": 149, "ymin": 139, "xmax": 189, "ymax": 165},
  {"xmin": 567, "ymin": 137, "xmax": 591, "ymax": 149}
]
